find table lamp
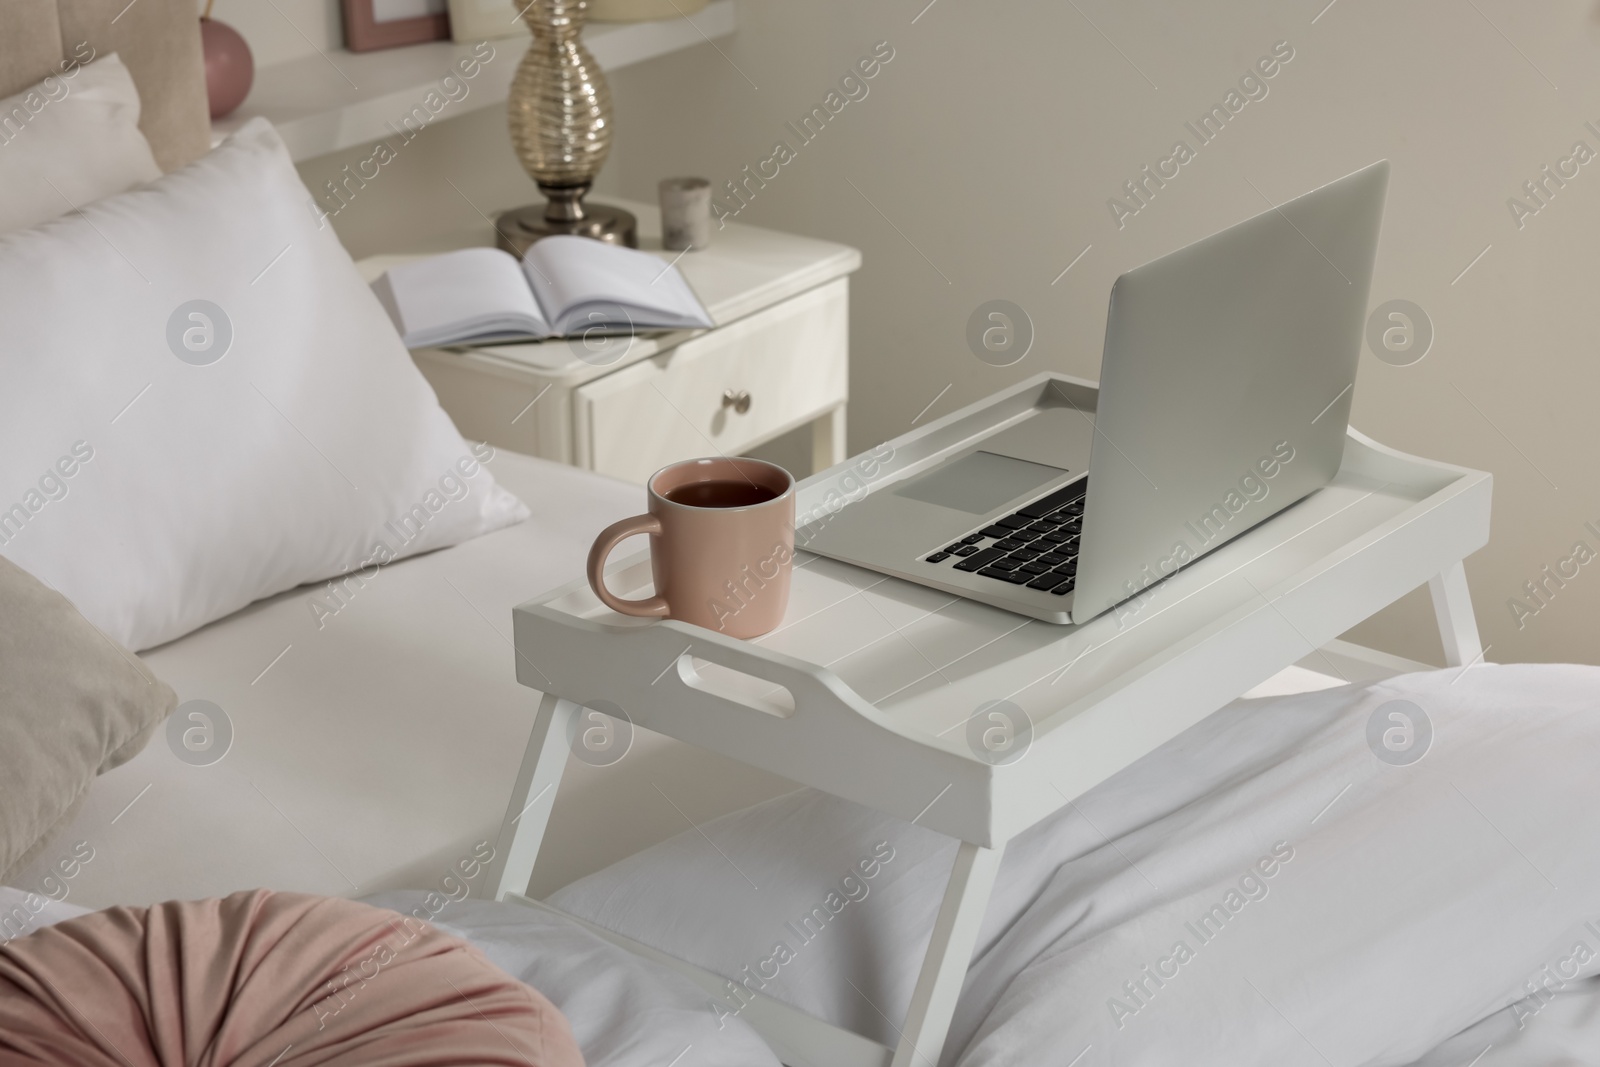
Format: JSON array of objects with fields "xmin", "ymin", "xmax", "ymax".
[{"xmin": 496, "ymin": 0, "xmax": 638, "ymax": 254}]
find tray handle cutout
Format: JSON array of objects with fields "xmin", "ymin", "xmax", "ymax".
[{"xmin": 675, "ymin": 651, "xmax": 796, "ymax": 718}]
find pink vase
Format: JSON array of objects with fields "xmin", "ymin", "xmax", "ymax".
[{"xmin": 200, "ymin": 18, "xmax": 253, "ymax": 120}]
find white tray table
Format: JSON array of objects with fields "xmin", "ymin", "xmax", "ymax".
[{"xmin": 488, "ymin": 372, "xmax": 1491, "ymax": 1067}]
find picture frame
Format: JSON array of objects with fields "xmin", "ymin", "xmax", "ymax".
[{"xmin": 342, "ymin": 0, "xmax": 453, "ymax": 53}]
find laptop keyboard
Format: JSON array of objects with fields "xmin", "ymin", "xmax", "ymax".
[{"xmin": 921, "ymin": 479, "xmax": 1087, "ymax": 596}]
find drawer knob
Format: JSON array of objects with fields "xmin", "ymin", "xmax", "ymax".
[{"xmin": 722, "ymin": 388, "xmax": 752, "ymax": 415}]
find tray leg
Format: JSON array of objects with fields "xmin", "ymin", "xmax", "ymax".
[
  {"xmin": 1428, "ymin": 561, "xmax": 1484, "ymax": 668},
  {"xmin": 889, "ymin": 841, "xmax": 1004, "ymax": 1067},
  {"xmin": 488, "ymin": 693, "xmax": 579, "ymax": 901}
]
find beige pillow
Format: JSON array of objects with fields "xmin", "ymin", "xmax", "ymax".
[{"xmin": 0, "ymin": 554, "xmax": 175, "ymax": 881}]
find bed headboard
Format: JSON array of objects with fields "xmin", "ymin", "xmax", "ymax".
[{"xmin": 0, "ymin": 0, "xmax": 210, "ymax": 172}]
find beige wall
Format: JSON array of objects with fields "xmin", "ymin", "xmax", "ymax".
[
  {"xmin": 204, "ymin": 0, "xmax": 345, "ymax": 68},
  {"xmin": 600, "ymin": 0, "xmax": 1600, "ymax": 668},
  {"xmin": 264, "ymin": 0, "xmax": 1600, "ymax": 668}
]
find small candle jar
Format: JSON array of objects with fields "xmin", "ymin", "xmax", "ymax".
[{"xmin": 658, "ymin": 177, "xmax": 713, "ymax": 252}]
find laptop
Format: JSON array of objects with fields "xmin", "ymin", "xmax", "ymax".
[{"xmin": 798, "ymin": 161, "xmax": 1389, "ymax": 625}]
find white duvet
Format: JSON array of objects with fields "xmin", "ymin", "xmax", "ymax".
[
  {"xmin": 10, "ymin": 665, "xmax": 1600, "ymax": 1064},
  {"xmin": 360, "ymin": 892, "xmax": 780, "ymax": 1067},
  {"xmin": 552, "ymin": 664, "xmax": 1600, "ymax": 1065}
]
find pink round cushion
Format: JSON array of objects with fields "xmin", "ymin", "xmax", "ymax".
[{"xmin": 0, "ymin": 890, "xmax": 584, "ymax": 1067}]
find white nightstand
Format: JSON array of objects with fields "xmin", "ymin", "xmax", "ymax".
[{"xmin": 358, "ymin": 200, "xmax": 860, "ymax": 483}]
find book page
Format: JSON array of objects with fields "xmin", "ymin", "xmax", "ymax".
[
  {"xmin": 523, "ymin": 236, "xmax": 713, "ymax": 334},
  {"xmin": 384, "ymin": 248, "xmax": 550, "ymax": 345}
]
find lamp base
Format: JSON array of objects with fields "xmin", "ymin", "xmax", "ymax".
[{"xmin": 494, "ymin": 202, "xmax": 639, "ymax": 257}]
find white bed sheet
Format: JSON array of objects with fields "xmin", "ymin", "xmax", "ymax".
[
  {"xmin": 0, "ymin": 886, "xmax": 91, "ymax": 944},
  {"xmin": 5, "ymin": 451, "xmax": 653, "ymax": 908},
  {"xmin": 3, "ymin": 436, "xmax": 1354, "ymax": 916}
]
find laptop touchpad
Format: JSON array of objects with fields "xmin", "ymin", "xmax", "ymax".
[{"xmin": 894, "ymin": 450, "xmax": 1068, "ymax": 514}]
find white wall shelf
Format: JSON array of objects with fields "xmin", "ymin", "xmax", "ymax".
[{"xmin": 212, "ymin": 1, "xmax": 734, "ymax": 163}]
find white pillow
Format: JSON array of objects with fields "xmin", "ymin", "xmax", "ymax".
[
  {"xmin": 0, "ymin": 52, "xmax": 162, "ymax": 235},
  {"xmin": 0, "ymin": 118, "xmax": 528, "ymax": 651}
]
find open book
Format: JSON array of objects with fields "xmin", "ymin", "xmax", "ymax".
[{"xmin": 373, "ymin": 235, "xmax": 714, "ymax": 348}]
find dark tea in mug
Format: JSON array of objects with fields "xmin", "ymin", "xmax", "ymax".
[{"xmin": 662, "ymin": 479, "xmax": 780, "ymax": 509}]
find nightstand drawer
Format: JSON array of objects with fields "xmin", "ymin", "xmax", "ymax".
[{"xmin": 574, "ymin": 278, "xmax": 848, "ymax": 483}]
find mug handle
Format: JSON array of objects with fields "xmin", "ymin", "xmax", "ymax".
[{"xmin": 587, "ymin": 514, "xmax": 670, "ymax": 619}]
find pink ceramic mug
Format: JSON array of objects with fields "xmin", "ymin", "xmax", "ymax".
[{"xmin": 587, "ymin": 457, "xmax": 796, "ymax": 638}]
